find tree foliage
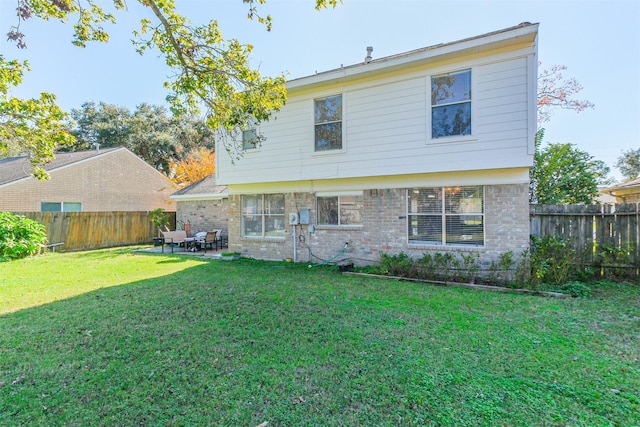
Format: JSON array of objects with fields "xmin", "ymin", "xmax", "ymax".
[
  {"xmin": 537, "ymin": 63, "xmax": 595, "ymax": 125},
  {"xmin": 615, "ymin": 148, "xmax": 640, "ymax": 181},
  {"xmin": 69, "ymin": 101, "xmax": 215, "ymax": 174},
  {"xmin": 170, "ymin": 147, "xmax": 215, "ymax": 187},
  {"xmin": 530, "ymin": 129, "xmax": 612, "ymax": 204},
  {"xmin": 0, "ymin": 55, "xmax": 74, "ymax": 180},
  {"xmin": 2, "ymin": 0, "xmax": 341, "ymax": 178},
  {"xmin": 0, "ymin": 212, "xmax": 48, "ymax": 261}
]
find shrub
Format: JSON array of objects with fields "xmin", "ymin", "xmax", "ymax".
[
  {"xmin": 150, "ymin": 208, "xmax": 170, "ymax": 231},
  {"xmin": 559, "ymin": 281, "xmax": 591, "ymax": 298},
  {"xmin": 379, "ymin": 252, "xmax": 417, "ymax": 277},
  {"xmin": 0, "ymin": 212, "xmax": 48, "ymax": 261},
  {"xmin": 529, "ymin": 235, "xmax": 575, "ymax": 286},
  {"xmin": 486, "ymin": 251, "xmax": 516, "ymax": 286},
  {"xmin": 378, "ymin": 251, "xmax": 481, "ymax": 283},
  {"xmin": 596, "ymin": 243, "xmax": 637, "ymax": 281}
]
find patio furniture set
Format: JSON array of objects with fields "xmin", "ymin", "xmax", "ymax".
[{"xmin": 159, "ymin": 229, "xmax": 227, "ymax": 253}]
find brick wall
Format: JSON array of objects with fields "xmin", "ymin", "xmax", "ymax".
[
  {"xmin": 0, "ymin": 149, "xmax": 176, "ymax": 212},
  {"xmin": 176, "ymin": 199, "xmax": 229, "ymax": 237},
  {"xmin": 227, "ymin": 184, "xmax": 530, "ymax": 266},
  {"xmin": 483, "ymin": 183, "xmax": 531, "ymax": 263}
]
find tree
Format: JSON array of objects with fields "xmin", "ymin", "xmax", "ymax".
[
  {"xmin": 537, "ymin": 63, "xmax": 595, "ymax": 125},
  {"xmin": 69, "ymin": 101, "xmax": 216, "ymax": 174},
  {"xmin": 170, "ymin": 147, "xmax": 216, "ymax": 187},
  {"xmin": 69, "ymin": 101, "xmax": 132, "ymax": 151},
  {"xmin": 615, "ymin": 148, "xmax": 640, "ymax": 181},
  {"xmin": 2, "ymin": 0, "xmax": 340, "ymax": 178},
  {"xmin": 530, "ymin": 129, "xmax": 612, "ymax": 204},
  {"xmin": 0, "ymin": 55, "xmax": 74, "ymax": 180}
]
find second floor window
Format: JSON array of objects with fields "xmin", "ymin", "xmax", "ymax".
[
  {"xmin": 431, "ymin": 69, "xmax": 471, "ymax": 138},
  {"xmin": 314, "ymin": 95, "xmax": 342, "ymax": 151},
  {"xmin": 242, "ymin": 128, "xmax": 258, "ymax": 150}
]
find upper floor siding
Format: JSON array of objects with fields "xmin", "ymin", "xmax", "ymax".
[{"xmin": 218, "ymin": 28, "xmax": 537, "ymax": 186}]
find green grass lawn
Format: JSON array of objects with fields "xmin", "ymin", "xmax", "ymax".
[{"xmin": 1, "ymin": 248, "xmax": 638, "ymax": 426}]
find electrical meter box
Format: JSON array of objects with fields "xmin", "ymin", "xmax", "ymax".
[
  {"xmin": 288, "ymin": 212, "xmax": 299, "ymax": 225},
  {"xmin": 299, "ymin": 208, "xmax": 311, "ymax": 225}
]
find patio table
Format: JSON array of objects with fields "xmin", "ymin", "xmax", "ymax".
[{"xmin": 184, "ymin": 237, "xmax": 200, "ymax": 252}]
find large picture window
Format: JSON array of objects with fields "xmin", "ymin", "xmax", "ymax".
[
  {"xmin": 314, "ymin": 95, "xmax": 342, "ymax": 151},
  {"xmin": 407, "ymin": 186, "xmax": 483, "ymax": 246},
  {"xmin": 431, "ymin": 69, "xmax": 471, "ymax": 138},
  {"xmin": 242, "ymin": 194, "xmax": 286, "ymax": 238},
  {"xmin": 317, "ymin": 195, "xmax": 362, "ymax": 226}
]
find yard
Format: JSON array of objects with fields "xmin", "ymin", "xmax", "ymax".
[{"xmin": 1, "ymin": 248, "xmax": 638, "ymax": 426}]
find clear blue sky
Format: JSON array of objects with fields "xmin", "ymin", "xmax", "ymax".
[{"xmin": 1, "ymin": 0, "xmax": 638, "ymax": 181}]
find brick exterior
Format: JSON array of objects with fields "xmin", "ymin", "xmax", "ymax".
[
  {"xmin": 0, "ymin": 149, "xmax": 176, "ymax": 212},
  {"xmin": 227, "ymin": 183, "xmax": 530, "ymax": 266},
  {"xmin": 176, "ymin": 199, "xmax": 229, "ymax": 237}
]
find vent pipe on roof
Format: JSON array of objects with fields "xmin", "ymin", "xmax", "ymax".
[
  {"xmin": 365, "ymin": 46, "xmax": 373, "ymax": 63},
  {"xmin": 93, "ymin": 143, "xmax": 100, "ymax": 154}
]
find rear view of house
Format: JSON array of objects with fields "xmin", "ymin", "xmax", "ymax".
[{"xmin": 216, "ymin": 23, "xmax": 539, "ymax": 266}]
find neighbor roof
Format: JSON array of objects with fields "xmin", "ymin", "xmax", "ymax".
[
  {"xmin": 606, "ymin": 176, "xmax": 640, "ymax": 192},
  {"xmin": 171, "ymin": 174, "xmax": 228, "ymax": 200},
  {"xmin": 0, "ymin": 147, "xmax": 122, "ymax": 186}
]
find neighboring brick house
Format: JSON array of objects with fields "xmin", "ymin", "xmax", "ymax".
[
  {"xmin": 215, "ymin": 23, "xmax": 539, "ymax": 267},
  {"xmin": 0, "ymin": 147, "xmax": 176, "ymax": 212},
  {"xmin": 604, "ymin": 176, "xmax": 640, "ymax": 203},
  {"xmin": 170, "ymin": 174, "xmax": 229, "ymax": 236}
]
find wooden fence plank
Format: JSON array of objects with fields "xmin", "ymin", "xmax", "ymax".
[
  {"xmin": 530, "ymin": 203, "xmax": 639, "ymax": 281},
  {"xmin": 12, "ymin": 211, "xmax": 175, "ymax": 252}
]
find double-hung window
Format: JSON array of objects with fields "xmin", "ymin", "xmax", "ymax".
[
  {"xmin": 242, "ymin": 128, "xmax": 258, "ymax": 150},
  {"xmin": 431, "ymin": 69, "xmax": 472, "ymax": 138},
  {"xmin": 317, "ymin": 195, "xmax": 362, "ymax": 226},
  {"xmin": 242, "ymin": 194, "xmax": 285, "ymax": 238},
  {"xmin": 407, "ymin": 186, "xmax": 483, "ymax": 246},
  {"xmin": 314, "ymin": 95, "xmax": 342, "ymax": 151}
]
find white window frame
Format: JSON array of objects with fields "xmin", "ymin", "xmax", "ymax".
[
  {"xmin": 407, "ymin": 186, "xmax": 484, "ymax": 247},
  {"xmin": 313, "ymin": 94, "xmax": 345, "ymax": 153},
  {"xmin": 242, "ymin": 128, "xmax": 259, "ymax": 151},
  {"xmin": 429, "ymin": 69, "xmax": 474, "ymax": 142},
  {"xmin": 241, "ymin": 194, "xmax": 286, "ymax": 239},
  {"xmin": 41, "ymin": 202, "xmax": 82, "ymax": 212},
  {"xmin": 316, "ymin": 193, "xmax": 363, "ymax": 227}
]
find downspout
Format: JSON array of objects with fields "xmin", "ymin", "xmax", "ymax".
[{"xmin": 293, "ymin": 224, "xmax": 297, "ymax": 263}]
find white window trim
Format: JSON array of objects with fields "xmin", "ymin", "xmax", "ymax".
[
  {"xmin": 426, "ymin": 69, "xmax": 478, "ymax": 144},
  {"xmin": 312, "ymin": 93, "xmax": 347, "ymax": 155},
  {"xmin": 406, "ymin": 187, "xmax": 484, "ymax": 247},
  {"xmin": 241, "ymin": 125, "xmax": 260, "ymax": 152},
  {"xmin": 315, "ymin": 190, "xmax": 363, "ymax": 197},
  {"xmin": 315, "ymin": 192, "xmax": 364, "ymax": 228},
  {"xmin": 241, "ymin": 194, "xmax": 286, "ymax": 240},
  {"xmin": 41, "ymin": 201, "xmax": 82, "ymax": 212}
]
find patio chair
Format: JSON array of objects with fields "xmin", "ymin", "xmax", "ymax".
[
  {"xmin": 160, "ymin": 230, "xmax": 188, "ymax": 253},
  {"xmin": 201, "ymin": 231, "xmax": 218, "ymax": 253}
]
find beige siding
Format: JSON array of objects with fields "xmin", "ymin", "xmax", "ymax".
[
  {"xmin": 218, "ymin": 52, "xmax": 535, "ymax": 186},
  {"xmin": 0, "ymin": 149, "xmax": 176, "ymax": 212}
]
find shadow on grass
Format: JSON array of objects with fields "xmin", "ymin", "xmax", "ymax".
[{"xmin": 1, "ymin": 253, "xmax": 638, "ymax": 426}]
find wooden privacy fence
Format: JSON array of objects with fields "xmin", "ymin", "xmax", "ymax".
[
  {"xmin": 530, "ymin": 203, "xmax": 639, "ymax": 280},
  {"xmin": 13, "ymin": 211, "xmax": 176, "ymax": 252}
]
